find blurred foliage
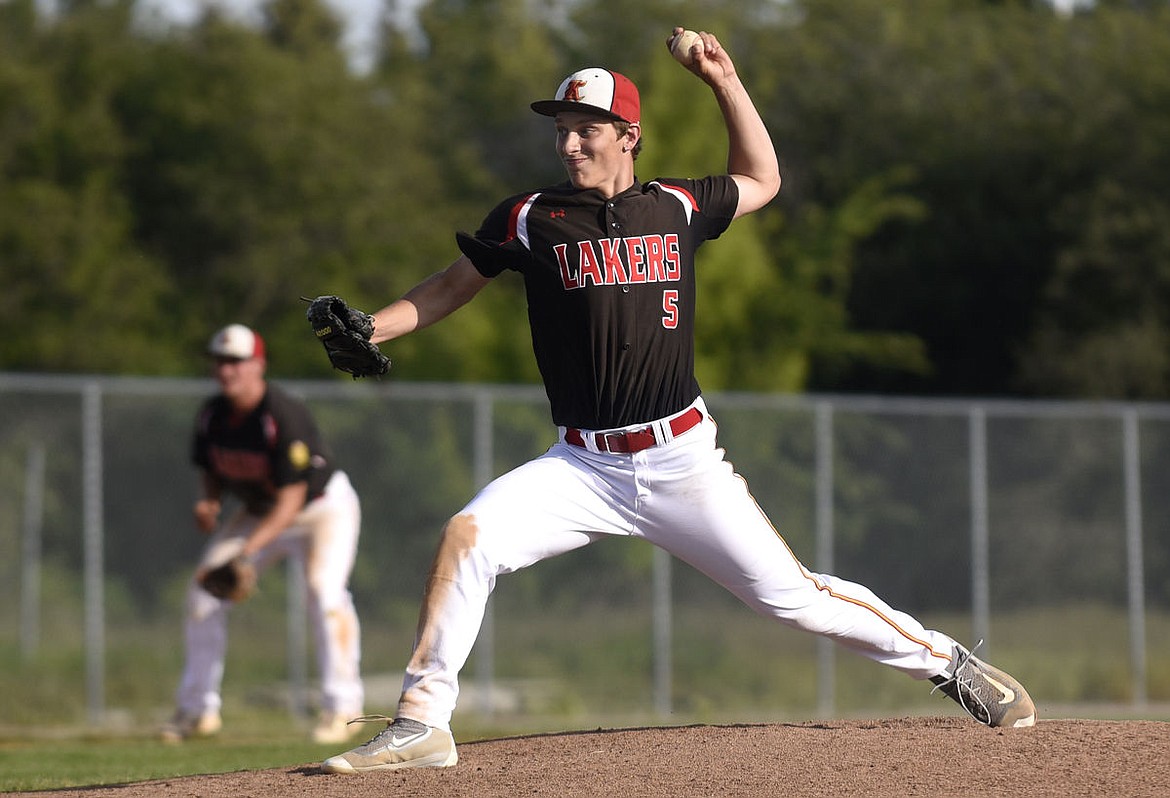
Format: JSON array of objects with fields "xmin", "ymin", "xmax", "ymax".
[{"xmin": 3, "ymin": 0, "xmax": 1170, "ymax": 397}]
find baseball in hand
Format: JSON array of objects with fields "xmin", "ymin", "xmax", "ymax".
[{"xmin": 670, "ymin": 30, "xmax": 701, "ymax": 66}]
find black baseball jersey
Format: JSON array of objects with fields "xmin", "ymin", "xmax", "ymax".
[
  {"xmin": 457, "ymin": 176, "xmax": 738, "ymax": 429},
  {"xmin": 192, "ymin": 384, "xmax": 335, "ymax": 515}
]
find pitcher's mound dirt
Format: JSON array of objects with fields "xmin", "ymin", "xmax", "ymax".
[{"xmin": 16, "ymin": 717, "xmax": 1170, "ymax": 798}]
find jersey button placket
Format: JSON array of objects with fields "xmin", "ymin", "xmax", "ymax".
[
  {"xmin": 621, "ymin": 191, "xmax": 632, "ymax": 346},
  {"xmin": 607, "ymin": 200, "xmax": 621, "ymax": 233}
]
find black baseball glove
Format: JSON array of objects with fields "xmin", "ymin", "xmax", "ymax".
[
  {"xmin": 199, "ymin": 557, "xmax": 258, "ymax": 603},
  {"xmin": 305, "ymin": 295, "xmax": 391, "ymax": 378}
]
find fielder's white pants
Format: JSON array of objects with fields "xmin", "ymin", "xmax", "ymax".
[
  {"xmin": 176, "ymin": 470, "xmax": 364, "ymax": 717},
  {"xmin": 397, "ymin": 397, "xmax": 958, "ymax": 731}
]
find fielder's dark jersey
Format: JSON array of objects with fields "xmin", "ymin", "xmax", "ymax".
[
  {"xmin": 457, "ymin": 176, "xmax": 738, "ymax": 429},
  {"xmin": 192, "ymin": 384, "xmax": 335, "ymax": 515}
]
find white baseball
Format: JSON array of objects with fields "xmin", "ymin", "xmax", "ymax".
[{"xmin": 670, "ymin": 30, "xmax": 701, "ymax": 66}]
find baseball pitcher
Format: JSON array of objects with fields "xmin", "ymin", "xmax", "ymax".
[{"xmin": 310, "ymin": 27, "xmax": 1035, "ymax": 773}]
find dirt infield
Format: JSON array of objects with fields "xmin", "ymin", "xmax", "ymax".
[{"xmin": 15, "ymin": 717, "xmax": 1169, "ymax": 798}]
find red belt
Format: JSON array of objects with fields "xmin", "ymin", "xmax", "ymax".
[{"xmin": 564, "ymin": 407, "xmax": 703, "ymax": 454}]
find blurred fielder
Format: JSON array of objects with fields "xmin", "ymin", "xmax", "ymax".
[{"xmin": 160, "ymin": 324, "xmax": 365, "ymax": 745}]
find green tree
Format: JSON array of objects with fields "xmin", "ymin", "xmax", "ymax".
[
  {"xmin": 759, "ymin": 0, "xmax": 1170, "ymax": 396},
  {"xmin": 0, "ymin": 0, "xmax": 173, "ymax": 372},
  {"xmin": 1017, "ymin": 183, "xmax": 1170, "ymax": 397},
  {"xmin": 1012, "ymin": 4, "xmax": 1170, "ymax": 397},
  {"xmin": 6, "ymin": 0, "xmax": 1170, "ymax": 399}
]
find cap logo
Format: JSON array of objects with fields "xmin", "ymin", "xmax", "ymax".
[{"xmin": 563, "ymin": 79, "xmax": 587, "ymax": 103}]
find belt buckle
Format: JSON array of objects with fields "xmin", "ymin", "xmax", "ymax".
[{"xmin": 598, "ymin": 430, "xmax": 628, "ymax": 454}]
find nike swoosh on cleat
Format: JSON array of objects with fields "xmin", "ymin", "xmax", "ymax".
[
  {"xmin": 388, "ymin": 730, "xmax": 427, "ymax": 748},
  {"xmin": 983, "ymin": 674, "xmax": 1016, "ymax": 704}
]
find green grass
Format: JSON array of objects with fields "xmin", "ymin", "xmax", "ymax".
[
  {"xmin": 2, "ymin": 600, "xmax": 1169, "ymax": 792},
  {"xmin": 0, "ymin": 711, "xmax": 567, "ymax": 793},
  {"xmin": 0, "ymin": 733, "xmax": 326, "ymax": 793}
]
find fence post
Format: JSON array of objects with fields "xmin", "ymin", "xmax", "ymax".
[
  {"xmin": 21, "ymin": 443, "xmax": 46, "ymax": 662},
  {"xmin": 82, "ymin": 381, "xmax": 106, "ymax": 726},
  {"xmin": 473, "ymin": 390, "xmax": 496, "ymax": 715},
  {"xmin": 969, "ymin": 407, "xmax": 990, "ymax": 652},
  {"xmin": 1122, "ymin": 409, "xmax": 1148, "ymax": 706},
  {"xmin": 814, "ymin": 401, "xmax": 835, "ymax": 717},
  {"xmin": 287, "ymin": 557, "xmax": 309, "ymax": 719},
  {"xmin": 652, "ymin": 547, "xmax": 672, "ymax": 716}
]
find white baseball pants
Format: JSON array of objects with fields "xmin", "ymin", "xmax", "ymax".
[
  {"xmin": 175, "ymin": 470, "xmax": 364, "ymax": 717},
  {"xmin": 397, "ymin": 398, "xmax": 958, "ymax": 731}
]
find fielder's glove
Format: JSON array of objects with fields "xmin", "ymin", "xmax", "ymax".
[
  {"xmin": 199, "ymin": 557, "xmax": 258, "ymax": 603},
  {"xmin": 305, "ymin": 295, "xmax": 391, "ymax": 379}
]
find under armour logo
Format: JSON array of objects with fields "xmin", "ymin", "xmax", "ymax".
[
  {"xmin": 549, "ymin": 209, "xmax": 566, "ymax": 219},
  {"xmin": 563, "ymin": 79, "xmax": 587, "ymax": 103}
]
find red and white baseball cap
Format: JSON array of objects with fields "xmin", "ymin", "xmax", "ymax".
[
  {"xmin": 207, "ymin": 324, "xmax": 266, "ymax": 360},
  {"xmin": 531, "ymin": 67, "xmax": 641, "ymax": 124}
]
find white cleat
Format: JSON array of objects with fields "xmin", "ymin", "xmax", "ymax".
[
  {"xmin": 310, "ymin": 711, "xmax": 365, "ymax": 745},
  {"xmin": 931, "ymin": 643, "xmax": 1037, "ymax": 728},
  {"xmin": 158, "ymin": 709, "xmax": 222, "ymax": 744},
  {"xmin": 321, "ymin": 716, "xmax": 458, "ymax": 773}
]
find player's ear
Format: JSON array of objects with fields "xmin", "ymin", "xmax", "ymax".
[{"xmin": 622, "ymin": 123, "xmax": 640, "ymax": 153}]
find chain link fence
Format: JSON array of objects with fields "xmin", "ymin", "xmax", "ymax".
[{"xmin": 2, "ymin": 373, "xmax": 1168, "ymax": 728}]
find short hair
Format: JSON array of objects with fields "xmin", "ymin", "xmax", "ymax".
[{"xmin": 614, "ymin": 120, "xmax": 643, "ymax": 160}]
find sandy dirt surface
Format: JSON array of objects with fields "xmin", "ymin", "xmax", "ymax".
[{"xmin": 13, "ymin": 717, "xmax": 1169, "ymax": 798}]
